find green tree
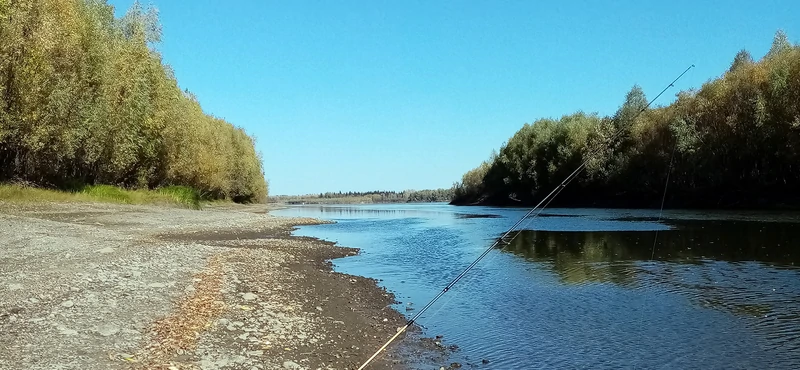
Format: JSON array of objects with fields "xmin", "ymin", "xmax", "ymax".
[
  {"xmin": 729, "ymin": 49, "xmax": 753, "ymax": 73},
  {"xmin": 452, "ymin": 31, "xmax": 800, "ymax": 208},
  {"xmin": 0, "ymin": 0, "xmax": 268, "ymax": 202},
  {"xmin": 766, "ymin": 29, "xmax": 791, "ymax": 59}
]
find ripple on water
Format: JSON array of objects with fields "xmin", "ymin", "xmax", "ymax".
[{"xmin": 272, "ymin": 205, "xmax": 800, "ymax": 369}]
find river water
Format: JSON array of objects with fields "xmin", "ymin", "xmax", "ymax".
[{"xmin": 271, "ymin": 204, "xmax": 800, "ymax": 369}]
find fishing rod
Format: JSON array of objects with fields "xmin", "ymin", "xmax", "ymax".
[{"xmin": 356, "ymin": 64, "xmax": 695, "ymax": 370}]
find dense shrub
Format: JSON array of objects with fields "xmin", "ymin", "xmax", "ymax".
[{"xmin": 0, "ymin": 0, "xmax": 267, "ymax": 202}]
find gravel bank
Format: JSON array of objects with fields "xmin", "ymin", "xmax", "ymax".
[{"xmin": 0, "ymin": 202, "xmax": 450, "ymax": 370}]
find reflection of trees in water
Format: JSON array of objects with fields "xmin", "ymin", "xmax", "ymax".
[
  {"xmin": 505, "ymin": 230, "xmax": 640, "ymax": 286},
  {"xmin": 302, "ymin": 207, "xmax": 406, "ymax": 216},
  {"xmin": 504, "ymin": 220, "xmax": 800, "ymax": 284},
  {"xmin": 503, "ymin": 227, "xmax": 800, "ymax": 347},
  {"xmin": 652, "ymin": 220, "xmax": 800, "ymax": 265}
]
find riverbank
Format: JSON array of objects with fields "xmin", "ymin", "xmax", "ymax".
[
  {"xmin": 0, "ymin": 202, "xmax": 449, "ymax": 369},
  {"xmin": 448, "ymin": 191, "xmax": 800, "ymax": 210}
]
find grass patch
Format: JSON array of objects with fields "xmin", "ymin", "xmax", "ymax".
[
  {"xmin": 0, "ymin": 184, "xmax": 81, "ymax": 203},
  {"xmin": 0, "ymin": 184, "xmax": 206, "ymax": 209},
  {"xmin": 81, "ymin": 185, "xmax": 135, "ymax": 203},
  {"xmin": 157, "ymin": 186, "xmax": 202, "ymax": 209}
]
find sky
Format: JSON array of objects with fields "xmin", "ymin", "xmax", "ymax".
[{"xmin": 107, "ymin": 0, "xmax": 800, "ymax": 196}]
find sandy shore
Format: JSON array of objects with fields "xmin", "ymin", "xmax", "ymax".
[{"xmin": 0, "ymin": 202, "xmax": 452, "ymax": 370}]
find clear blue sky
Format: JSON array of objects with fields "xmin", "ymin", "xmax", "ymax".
[{"xmin": 108, "ymin": 0, "xmax": 799, "ymax": 196}]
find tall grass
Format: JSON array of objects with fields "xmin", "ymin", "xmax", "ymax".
[
  {"xmin": 157, "ymin": 186, "xmax": 203, "ymax": 209},
  {"xmin": 0, "ymin": 184, "xmax": 206, "ymax": 209}
]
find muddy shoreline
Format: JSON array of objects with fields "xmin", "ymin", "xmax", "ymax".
[{"xmin": 0, "ymin": 202, "xmax": 452, "ymax": 369}]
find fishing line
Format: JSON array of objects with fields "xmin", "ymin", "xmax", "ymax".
[
  {"xmin": 356, "ymin": 64, "xmax": 694, "ymax": 370},
  {"xmin": 416, "ymin": 245, "xmax": 502, "ymax": 325},
  {"xmin": 416, "ymin": 191, "xmax": 560, "ymax": 327},
  {"xmin": 650, "ymin": 139, "xmax": 678, "ymax": 260},
  {"xmin": 420, "ymin": 181, "xmax": 574, "ymax": 326}
]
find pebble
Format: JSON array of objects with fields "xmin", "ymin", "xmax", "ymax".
[
  {"xmin": 61, "ymin": 300, "xmax": 75, "ymax": 308},
  {"xmin": 8, "ymin": 283, "xmax": 23, "ymax": 291},
  {"xmin": 283, "ymin": 361, "xmax": 303, "ymax": 369},
  {"xmin": 119, "ymin": 353, "xmax": 136, "ymax": 361},
  {"xmin": 215, "ymin": 357, "xmax": 231, "ymax": 367},
  {"xmin": 59, "ymin": 327, "xmax": 78, "ymax": 336},
  {"xmin": 242, "ymin": 292, "xmax": 257, "ymax": 301},
  {"xmin": 148, "ymin": 282, "xmax": 166, "ymax": 288},
  {"xmin": 246, "ymin": 350, "xmax": 263, "ymax": 357},
  {"xmin": 96, "ymin": 324, "xmax": 120, "ymax": 337},
  {"xmin": 96, "ymin": 247, "xmax": 115, "ymax": 254}
]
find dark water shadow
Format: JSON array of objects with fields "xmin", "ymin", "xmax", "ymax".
[
  {"xmin": 505, "ymin": 219, "xmax": 800, "ymax": 269},
  {"xmin": 500, "ymin": 220, "xmax": 800, "ymax": 351},
  {"xmin": 455, "ymin": 213, "xmax": 502, "ymax": 219}
]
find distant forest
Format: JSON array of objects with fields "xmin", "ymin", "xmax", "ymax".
[
  {"xmin": 271, "ymin": 188, "xmax": 454, "ymax": 204},
  {"xmin": 452, "ymin": 31, "xmax": 800, "ymax": 209},
  {"xmin": 0, "ymin": 1, "xmax": 267, "ymax": 202}
]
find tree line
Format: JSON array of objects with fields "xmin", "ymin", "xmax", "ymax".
[
  {"xmin": 271, "ymin": 188, "xmax": 454, "ymax": 204},
  {"xmin": 0, "ymin": 0, "xmax": 267, "ymax": 202},
  {"xmin": 452, "ymin": 31, "xmax": 800, "ymax": 209}
]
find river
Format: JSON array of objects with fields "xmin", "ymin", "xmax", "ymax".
[{"xmin": 271, "ymin": 204, "xmax": 800, "ymax": 369}]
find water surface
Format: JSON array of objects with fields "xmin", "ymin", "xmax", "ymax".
[{"xmin": 271, "ymin": 204, "xmax": 800, "ymax": 369}]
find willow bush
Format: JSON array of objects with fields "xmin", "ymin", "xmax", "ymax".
[
  {"xmin": 0, "ymin": 0, "xmax": 267, "ymax": 203},
  {"xmin": 452, "ymin": 31, "xmax": 800, "ymax": 208}
]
